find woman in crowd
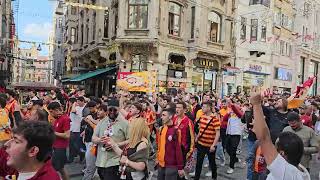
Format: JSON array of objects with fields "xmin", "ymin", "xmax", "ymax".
[{"xmin": 109, "ymin": 117, "xmax": 150, "ymax": 180}]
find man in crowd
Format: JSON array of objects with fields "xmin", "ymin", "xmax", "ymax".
[
  {"xmin": 5, "ymin": 89, "xmax": 18, "ymax": 127},
  {"xmin": 174, "ymin": 101, "xmax": 195, "ymax": 167},
  {"xmin": 48, "ymin": 102, "xmax": 71, "ymax": 180},
  {"xmin": 30, "ymin": 91, "xmax": 39, "ymax": 101},
  {"xmin": 68, "ymin": 96, "xmax": 86, "ymax": 163},
  {"xmin": 283, "ymin": 111, "xmax": 319, "ymax": 172},
  {"xmin": 0, "ymin": 96, "xmax": 11, "ymax": 147},
  {"xmin": 81, "ymin": 100, "xmax": 99, "ymax": 180},
  {"xmin": 250, "ymin": 87, "xmax": 310, "ymax": 180},
  {"xmin": 92, "ymin": 103, "xmax": 129, "ymax": 179},
  {"xmin": 190, "ymin": 96, "xmax": 201, "ymax": 121},
  {"xmin": 194, "ymin": 101, "xmax": 220, "ymax": 180},
  {"xmin": 5, "ymin": 121, "xmax": 60, "ymax": 179},
  {"xmin": 263, "ymin": 97, "xmax": 289, "ymax": 143},
  {"xmin": 157, "ymin": 108, "xmax": 184, "ymax": 180}
]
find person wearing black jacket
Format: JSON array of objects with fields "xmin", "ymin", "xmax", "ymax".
[
  {"xmin": 262, "ymin": 97, "xmax": 289, "ymax": 144},
  {"xmin": 81, "ymin": 100, "xmax": 99, "ymax": 180},
  {"xmin": 241, "ymin": 103, "xmax": 256, "ymax": 180},
  {"xmin": 190, "ymin": 96, "xmax": 201, "ymax": 122}
]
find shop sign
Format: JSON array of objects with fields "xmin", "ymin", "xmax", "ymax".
[
  {"xmin": 249, "ymin": 64, "xmax": 262, "ymax": 72},
  {"xmin": 168, "ymin": 63, "xmax": 185, "ymax": 71},
  {"xmin": 194, "ymin": 59, "xmax": 219, "ymax": 69}
]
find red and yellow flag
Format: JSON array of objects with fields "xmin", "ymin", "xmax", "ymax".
[{"xmin": 287, "ymin": 77, "xmax": 316, "ymax": 109}]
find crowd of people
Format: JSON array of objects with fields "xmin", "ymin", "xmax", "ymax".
[{"xmin": 0, "ymin": 87, "xmax": 319, "ymax": 180}]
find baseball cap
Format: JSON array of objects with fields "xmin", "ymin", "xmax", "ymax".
[{"xmin": 287, "ymin": 112, "xmax": 300, "ymax": 122}]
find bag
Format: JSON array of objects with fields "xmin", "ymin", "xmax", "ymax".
[
  {"xmin": 90, "ymin": 144, "xmax": 97, "ymax": 156},
  {"xmin": 195, "ymin": 117, "xmax": 214, "ymax": 147},
  {"xmin": 185, "ymin": 149, "xmax": 197, "ymax": 172}
]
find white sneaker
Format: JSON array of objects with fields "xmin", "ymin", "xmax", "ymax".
[
  {"xmin": 205, "ymin": 171, "xmax": 212, "ymax": 177},
  {"xmin": 220, "ymin": 161, "xmax": 225, "ymax": 166},
  {"xmin": 227, "ymin": 168, "xmax": 234, "ymax": 174},
  {"xmin": 204, "ymin": 163, "xmax": 209, "ymax": 168},
  {"xmin": 189, "ymin": 172, "xmax": 195, "ymax": 177}
]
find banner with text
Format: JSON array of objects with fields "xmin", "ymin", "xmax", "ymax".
[{"xmin": 117, "ymin": 71, "xmax": 157, "ymax": 93}]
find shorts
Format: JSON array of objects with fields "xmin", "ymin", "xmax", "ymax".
[{"xmin": 52, "ymin": 148, "xmax": 67, "ymax": 171}]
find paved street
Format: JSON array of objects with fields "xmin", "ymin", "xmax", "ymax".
[{"xmin": 68, "ymin": 140, "xmax": 320, "ymax": 180}]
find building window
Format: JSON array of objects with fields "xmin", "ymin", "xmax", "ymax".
[
  {"xmin": 81, "ymin": 24, "xmax": 84, "ymax": 45},
  {"xmin": 71, "ymin": 27, "xmax": 76, "ymax": 44},
  {"xmin": 249, "ymin": 0, "xmax": 270, "ymax": 6},
  {"xmin": 208, "ymin": 11, "xmax": 221, "ymax": 42},
  {"xmin": 38, "ymin": 77, "xmax": 40, "ymax": 82},
  {"xmin": 280, "ymin": 40, "xmax": 285, "ymax": 55},
  {"xmin": 131, "ymin": 55, "xmax": 147, "ymax": 72},
  {"xmin": 128, "ymin": 0, "xmax": 148, "ymax": 29},
  {"xmin": 92, "ymin": 12, "xmax": 96, "ymax": 40},
  {"xmin": 104, "ymin": 10, "xmax": 109, "ymax": 38},
  {"xmin": 71, "ymin": 6, "xmax": 77, "ymax": 15},
  {"xmin": 114, "ymin": 8, "xmax": 118, "ymax": 37},
  {"xmin": 168, "ymin": 2, "xmax": 181, "ymax": 36},
  {"xmin": 299, "ymin": 57, "xmax": 305, "ymax": 84},
  {"xmin": 261, "ymin": 23, "xmax": 266, "ymax": 41},
  {"xmin": 250, "ymin": 19, "xmax": 258, "ymax": 41},
  {"xmin": 58, "ymin": 18, "xmax": 63, "ymax": 28},
  {"xmin": 274, "ymin": 9, "xmax": 281, "ymax": 27},
  {"xmin": 86, "ymin": 24, "xmax": 89, "ymax": 44},
  {"xmin": 191, "ymin": 6, "xmax": 195, "ymax": 39},
  {"xmin": 240, "ymin": 17, "xmax": 246, "ymax": 40}
]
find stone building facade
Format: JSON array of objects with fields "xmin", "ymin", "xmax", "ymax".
[
  {"xmin": 60, "ymin": 0, "xmax": 235, "ymax": 95},
  {"xmin": 0, "ymin": 0, "xmax": 14, "ymax": 86}
]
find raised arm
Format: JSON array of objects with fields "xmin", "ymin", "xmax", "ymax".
[{"xmin": 250, "ymin": 87, "xmax": 278, "ymax": 165}]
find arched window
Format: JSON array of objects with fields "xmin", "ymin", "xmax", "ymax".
[
  {"xmin": 128, "ymin": 0, "xmax": 148, "ymax": 29},
  {"xmin": 208, "ymin": 11, "xmax": 221, "ymax": 42},
  {"xmin": 168, "ymin": 2, "xmax": 181, "ymax": 36}
]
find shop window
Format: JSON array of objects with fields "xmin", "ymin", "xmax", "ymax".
[
  {"xmin": 128, "ymin": 0, "xmax": 148, "ymax": 29},
  {"xmin": 131, "ymin": 54, "xmax": 147, "ymax": 72},
  {"xmin": 250, "ymin": 19, "xmax": 258, "ymax": 41},
  {"xmin": 208, "ymin": 11, "xmax": 221, "ymax": 42},
  {"xmin": 169, "ymin": 54, "xmax": 185, "ymax": 71},
  {"xmin": 240, "ymin": 17, "xmax": 246, "ymax": 40},
  {"xmin": 168, "ymin": 2, "xmax": 181, "ymax": 36}
]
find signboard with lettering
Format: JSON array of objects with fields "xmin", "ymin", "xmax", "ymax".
[
  {"xmin": 249, "ymin": 64, "xmax": 262, "ymax": 72},
  {"xmin": 194, "ymin": 59, "xmax": 219, "ymax": 69}
]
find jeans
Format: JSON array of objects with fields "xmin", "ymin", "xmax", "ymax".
[
  {"xmin": 82, "ymin": 142, "xmax": 97, "ymax": 180},
  {"xmin": 69, "ymin": 132, "xmax": 81, "ymax": 162},
  {"xmin": 226, "ymin": 135, "xmax": 241, "ymax": 169},
  {"xmin": 195, "ymin": 144, "xmax": 217, "ymax": 180},
  {"xmin": 247, "ymin": 139, "xmax": 256, "ymax": 180},
  {"xmin": 216, "ymin": 142, "xmax": 225, "ymax": 163}
]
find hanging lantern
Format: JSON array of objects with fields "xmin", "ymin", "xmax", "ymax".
[{"xmin": 37, "ymin": 44, "xmax": 42, "ymax": 51}]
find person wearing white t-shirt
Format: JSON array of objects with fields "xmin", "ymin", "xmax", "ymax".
[
  {"xmin": 250, "ymin": 87, "xmax": 311, "ymax": 180},
  {"xmin": 68, "ymin": 96, "xmax": 86, "ymax": 163}
]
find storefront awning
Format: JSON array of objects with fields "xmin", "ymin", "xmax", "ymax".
[
  {"xmin": 69, "ymin": 67, "xmax": 116, "ymax": 82},
  {"xmin": 244, "ymin": 70, "xmax": 270, "ymax": 76}
]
